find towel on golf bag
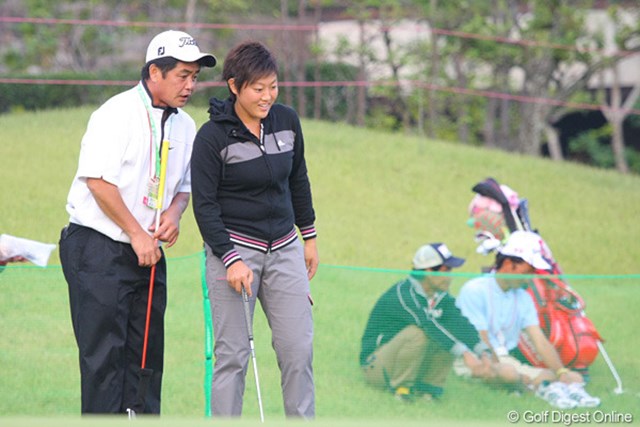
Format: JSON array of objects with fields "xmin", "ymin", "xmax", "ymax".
[
  {"xmin": 467, "ymin": 183, "xmax": 519, "ymax": 241},
  {"xmin": 468, "ymin": 178, "xmax": 602, "ymax": 372}
]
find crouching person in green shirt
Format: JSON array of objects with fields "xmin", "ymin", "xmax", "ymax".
[{"xmin": 360, "ymin": 242, "xmax": 509, "ymax": 401}]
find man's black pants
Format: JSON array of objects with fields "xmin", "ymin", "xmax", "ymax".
[{"xmin": 60, "ymin": 223, "xmax": 166, "ymax": 414}]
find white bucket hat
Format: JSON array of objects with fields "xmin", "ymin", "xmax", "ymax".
[{"xmin": 499, "ymin": 231, "xmax": 552, "ymax": 270}]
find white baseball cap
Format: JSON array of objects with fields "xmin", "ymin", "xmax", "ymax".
[
  {"xmin": 413, "ymin": 243, "xmax": 465, "ymax": 270},
  {"xmin": 499, "ymin": 231, "xmax": 552, "ymax": 270},
  {"xmin": 145, "ymin": 30, "xmax": 217, "ymax": 67}
]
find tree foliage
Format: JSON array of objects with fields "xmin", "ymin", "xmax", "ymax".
[{"xmin": 1, "ymin": 0, "xmax": 639, "ymax": 173}]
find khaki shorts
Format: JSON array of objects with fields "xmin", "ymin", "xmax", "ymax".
[{"xmin": 362, "ymin": 325, "xmax": 452, "ymax": 391}]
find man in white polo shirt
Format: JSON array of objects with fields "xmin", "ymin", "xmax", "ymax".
[{"xmin": 59, "ymin": 30, "xmax": 216, "ymax": 415}]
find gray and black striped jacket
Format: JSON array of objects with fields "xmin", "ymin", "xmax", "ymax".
[{"xmin": 191, "ymin": 97, "xmax": 316, "ymax": 267}]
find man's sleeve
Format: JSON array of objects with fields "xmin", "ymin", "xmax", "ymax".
[
  {"xmin": 442, "ymin": 296, "xmax": 484, "ymax": 352},
  {"xmin": 520, "ymin": 289, "xmax": 540, "ymax": 328},
  {"xmin": 76, "ymin": 107, "xmax": 129, "ymax": 186},
  {"xmin": 191, "ymin": 122, "xmax": 238, "ymax": 265}
]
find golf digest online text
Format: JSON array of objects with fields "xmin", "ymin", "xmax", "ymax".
[{"xmin": 506, "ymin": 410, "xmax": 634, "ymax": 425}]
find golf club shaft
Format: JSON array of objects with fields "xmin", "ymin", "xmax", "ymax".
[
  {"xmin": 141, "ymin": 263, "xmax": 156, "ymax": 369},
  {"xmin": 596, "ymin": 340, "xmax": 623, "ymax": 393},
  {"xmin": 141, "ymin": 140, "xmax": 170, "ymax": 367},
  {"xmin": 141, "ymin": 205, "xmax": 163, "ymax": 370},
  {"xmin": 242, "ymin": 288, "xmax": 265, "ymax": 422},
  {"xmin": 138, "ymin": 141, "xmax": 169, "ymax": 383}
]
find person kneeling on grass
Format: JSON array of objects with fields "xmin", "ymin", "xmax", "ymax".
[
  {"xmin": 455, "ymin": 230, "xmax": 601, "ymax": 409},
  {"xmin": 359, "ymin": 242, "xmax": 514, "ymax": 402}
]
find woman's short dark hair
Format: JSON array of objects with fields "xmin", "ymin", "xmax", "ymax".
[
  {"xmin": 222, "ymin": 41, "xmax": 278, "ymax": 99},
  {"xmin": 141, "ymin": 57, "xmax": 179, "ymax": 80}
]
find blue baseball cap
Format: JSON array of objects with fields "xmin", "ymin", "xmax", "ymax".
[{"xmin": 413, "ymin": 243, "xmax": 465, "ymax": 270}]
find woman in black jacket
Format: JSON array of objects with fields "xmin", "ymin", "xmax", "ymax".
[{"xmin": 191, "ymin": 41, "xmax": 318, "ymax": 419}]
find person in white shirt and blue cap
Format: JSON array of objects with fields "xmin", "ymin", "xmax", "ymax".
[{"xmin": 456, "ymin": 231, "xmax": 601, "ymax": 409}]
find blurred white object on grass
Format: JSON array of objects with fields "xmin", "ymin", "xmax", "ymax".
[{"xmin": 0, "ymin": 234, "xmax": 56, "ymax": 267}]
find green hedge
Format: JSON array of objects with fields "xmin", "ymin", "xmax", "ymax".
[
  {"xmin": 0, "ymin": 61, "xmax": 360, "ymax": 120},
  {"xmin": 0, "ymin": 70, "xmax": 137, "ymax": 114}
]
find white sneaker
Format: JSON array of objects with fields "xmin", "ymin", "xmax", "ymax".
[
  {"xmin": 536, "ymin": 381, "xmax": 578, "ymax": 409},
  {"xmin": 566, "ymin": 383, "xmax": 601, "ymax": 407}
]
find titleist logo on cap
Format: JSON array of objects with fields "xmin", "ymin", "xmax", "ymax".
[
  {"xmin": 177, "ymin": 36, "xmax": 197, "ymax": 47},
  {"xmin": 157, "ymin": 37, "xmax": 197, "ymax": 56}
]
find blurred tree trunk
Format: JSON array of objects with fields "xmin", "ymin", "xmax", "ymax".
[
  {"xmin": 484, "ymin": 97, "xmax": 498, "ymax": 148},
  {"xmin": 312, "ymin": 0, "xmax": 322, "ymax": 120},
  {"xmin": 356, "ymin": 18, "xmax": 367, "ymax": 127},
  {"xmin": 499, "ymin": 98, "xmax": 511, "ymax": 149},
  {"xmin": 518, "ymin": 99, "xmax": 550, "ymax": 155},
  {"xmin": 423, "ymin": 0, "xmax": 504, "ymax": 146},
  {"xmin": 508, "ymin": 1, "xmax": 570, "ymax": 155},
  {"xmin": 296, "ymin": 0, "xmax": 308, "ymax": 117},
  {"xmin": 544, "ymin": 123, "xmax": 564, "ymax": 160},
  {"xmin": 281, "ymin": 0, "xmax": 293, "ymax": 106},
  {"xmin": 544, "ymin": 102, "xmax": 567, "ymax": 161},
  {"xmin": 426, "ymin": 0, "xmax": 439, "ymax": 138},
  {"xmin": 452, "ymin": 51, "xmax": 469, "ymax": 143},
  {"xmin": 601, "ymin": 66, "xmax": 640, "ymax": 174},
  {"xmin": 185, "ymin": 0, "xmax": 196, "ymax": 28},
  {"xmin": 379, "ymin": 10, "xmax": 410, "ymax": 130}
]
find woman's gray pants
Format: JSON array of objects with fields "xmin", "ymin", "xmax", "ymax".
[{"xmin": 205, "ymin": 239, "xmax": 315, "ymax": 418}]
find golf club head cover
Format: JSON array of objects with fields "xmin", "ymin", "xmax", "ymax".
[{"xmin": 128, "ymin": 367, "xmax": 153, "ymax": 415}]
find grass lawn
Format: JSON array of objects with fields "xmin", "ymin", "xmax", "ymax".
[{"xmin": 1, "ymin": 106, "xmax": 639, "ymax": 425}]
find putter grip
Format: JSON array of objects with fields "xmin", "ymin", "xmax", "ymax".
[
  {"xmin": 241, "ymin": 288, "xmax": 254, "ymax": 339},
  {"xmin": 156, "ymin": 140, "xmax": 170, "ymax": 211}
]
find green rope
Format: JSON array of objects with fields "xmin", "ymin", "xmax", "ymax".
[
  {"xmin": 19, "ymin": 251, "xmax": 640, "ymax": 281},
  {"xmin": 200, "ymin": 247, "xmax": 213, "ymax": 417},
  {"xmin": 318, "ymin": 263, "xmax": 640, "ymax": 280}
]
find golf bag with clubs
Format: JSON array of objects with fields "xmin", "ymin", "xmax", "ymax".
[{"xmin": 467, "ymin": 177, "xmax": 621, "ymax": 389}]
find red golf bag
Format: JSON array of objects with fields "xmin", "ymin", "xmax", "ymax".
[
  {"xmin": 517, "ymin": 266, "xmax": 602, "ymax": 373},
  {"xmin": 468, "ymin": 177, "xmax": 602, "ymax": 373}
]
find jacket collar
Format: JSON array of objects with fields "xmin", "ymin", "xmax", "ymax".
[{"xmin": 140, "ymin": 80, "xmax": 178, "ymax": 116}]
